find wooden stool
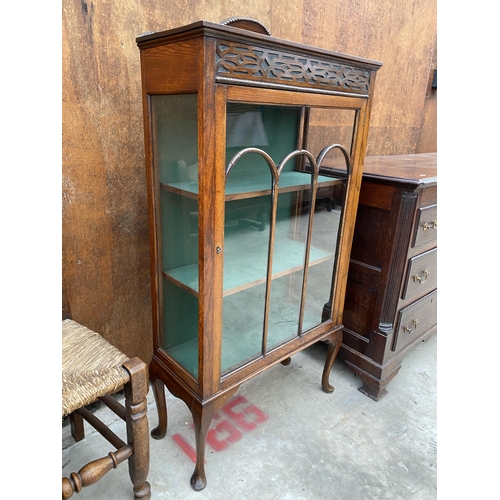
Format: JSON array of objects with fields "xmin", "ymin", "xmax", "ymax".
[{"xmin": 62, "ymin": 319, "xmax": 151, "ymax": 499}]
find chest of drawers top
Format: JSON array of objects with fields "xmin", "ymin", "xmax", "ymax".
[{"xmin": 362, "ymin": 153, "xmax": 437, "ymax": 188}]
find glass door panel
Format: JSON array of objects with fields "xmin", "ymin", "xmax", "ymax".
[
  {"xmin": 305, "ymin": 108, "xmax": 357, "ymax": 163},
  {"xmin": 151, "ymin": 94, "xmax": 199, "ymax": 378},
  {"xmin": 221, "ymin": 100, "xmax": 355, "ymax": 376},
  {"xmin": 301, "ymin": 108, "xmax": 356, "ymax": 327},
  {"xmin": 222, "ymin": 152, "xmax": 272, "ymax": 374}
]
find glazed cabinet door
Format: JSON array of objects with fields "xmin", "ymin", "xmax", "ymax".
[{"xmin": 218, "ymin": 89, "xmax": 360, "ymax": 380}]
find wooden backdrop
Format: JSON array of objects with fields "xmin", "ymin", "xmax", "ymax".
[{"xmin": 62, "ymin": 0, "xmax": 437, "ymax": 363}]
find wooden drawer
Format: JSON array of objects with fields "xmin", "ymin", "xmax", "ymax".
[
  {"xmin": 412, "ymin": 204, "xmax": 437, "ymax": 247},
  {"xmin": 392, "ymin": 290, "xmax": 437, "ymax": 352},
  {"xmin": 402, "ymin": 248, "xmax": 437, "ymax": 300}
]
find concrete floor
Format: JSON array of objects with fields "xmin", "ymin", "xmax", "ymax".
[{"xmin": 62, "ymin": 334, "xmax": 437, "ymax": 500}]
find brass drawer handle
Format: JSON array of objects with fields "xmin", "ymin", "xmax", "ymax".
[
  {"xmin": 412, "ymin": 269, "xmax": 429, "ymax": 284},
  {"xmin": 403, "ymin": 319, "xmax": 420, "ymax": 334},
  {"xmin": 422, "ymin": 220, "xmax": 437, "ymax": 231}
]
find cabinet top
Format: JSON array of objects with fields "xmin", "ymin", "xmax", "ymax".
[{"xmin": 136, "ymin": 20, "xmax": 383, "ymax": 72}]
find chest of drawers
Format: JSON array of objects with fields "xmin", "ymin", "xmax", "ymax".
[{"xmin": 333, "ymin": 153, "xmax": 437, "ymax": 400}]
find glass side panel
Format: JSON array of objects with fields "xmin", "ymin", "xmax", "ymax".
[
  {"xmin": 151, "ymin": 94, "xmax": 199, "ymax": 379},
  {"xmin": 222, "ymin": 103, "xmax": 351, "ymax": 376}
]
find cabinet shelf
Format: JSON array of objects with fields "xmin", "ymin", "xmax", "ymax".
[
  {"xmin": 166, "ymin": 296, "xmax": 322, "ymax": 378},
  {"xmin": 161, "ymin": 170, "xmax": 343, "ymax": 201},
  {"xmin": 163, "ymin": 237, "xmax": 333, "ymax": 297}
]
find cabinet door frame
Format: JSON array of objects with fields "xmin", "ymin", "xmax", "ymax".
[{"xmin": 212, "ymin": 84, "xmax": 370, "ymax": 391}]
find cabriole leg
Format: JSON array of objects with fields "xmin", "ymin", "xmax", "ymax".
[
  {"xmin": 189, "ymin": 399, "xmax": 215, "ymax": 491},
  {"xmin": 321, "ymin": 330, "xmax": 343, "ymax": 393},
  {"xmin": 150, "ymin": 377, "xmax": 168, "ymax": 440},
  {"xmin": 281, "ymin": 357, "xmax": 291, "ymax": 366},
  {"xmin": 187, "ymin": 387, "xmax": 239, "ymax": 491}
]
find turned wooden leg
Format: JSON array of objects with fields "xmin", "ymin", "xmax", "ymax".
[
  {"xmin": 123, "ymin": 358, "xmax": 151, "ymax": 500},
  {"xmin": 69, "ymin": 411, "xmax": 85, "ymax": 442},
  {"xmin": 321, "ymin": 330, "xmax": 343, "ymax": 394},
  {"xmin": 150, "ymin": 377, "xmax": 167, "ymax": 440}
]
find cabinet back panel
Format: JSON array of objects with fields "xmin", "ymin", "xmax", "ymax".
[{"xmin": 225, "ymin": 104, "xmax": 301, "ymax": 175}]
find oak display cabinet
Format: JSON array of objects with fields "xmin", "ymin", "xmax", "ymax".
[{"xmin": 137, "ymin": 19, "xmax": 382, "ymax": 490}]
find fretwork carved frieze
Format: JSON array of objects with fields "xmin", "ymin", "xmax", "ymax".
[{"xmin": 215, "ymin": 42, "xmax": 371, "ymax": 95}]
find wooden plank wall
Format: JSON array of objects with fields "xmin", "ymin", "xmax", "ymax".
[
  {"xmin": 62, "ymin": 0, "xmax": 437, "ymax": 363},
  {"xmin": 416, "ymin": 40, "xmax": 437, "ymax": 153}
]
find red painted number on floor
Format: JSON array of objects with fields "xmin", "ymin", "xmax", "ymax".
[{"xmin": 172, "ymin": 396, "xmax": 268, "ymax": 461}]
